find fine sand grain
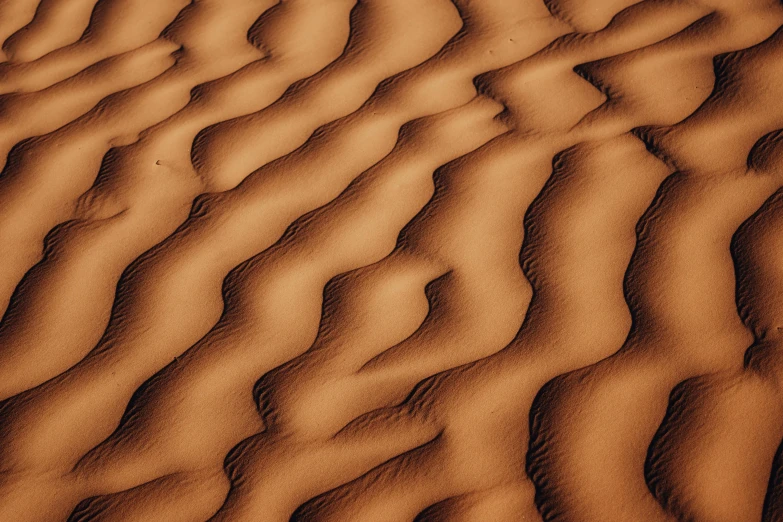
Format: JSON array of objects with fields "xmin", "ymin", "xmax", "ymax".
[{"xmin": 1, "ymin": 0, "xmax": 783, "ymax": 520}]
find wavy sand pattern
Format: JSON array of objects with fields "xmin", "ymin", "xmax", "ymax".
[{"xmin": 1, "ymin": 0, "xmax": 783, "ymax": 520}]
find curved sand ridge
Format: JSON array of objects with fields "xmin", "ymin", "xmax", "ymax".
[{"xmin": 0, "ymin": 0, "xmax": 782, "ymax": 520}]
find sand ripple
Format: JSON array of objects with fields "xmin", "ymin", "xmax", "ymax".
[{"xmin": 0, "ymin": 0, "xmax": 782, "ymax": 520}]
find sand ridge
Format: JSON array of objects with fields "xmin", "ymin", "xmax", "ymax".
[{"xmin": 1, "ymin": 0, "xmax": 783, "ymax": 520}]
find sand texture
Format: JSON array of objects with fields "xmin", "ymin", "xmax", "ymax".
[{"xmin": 1, "ymin": 0, "xmax": 783, "ymax": 520}]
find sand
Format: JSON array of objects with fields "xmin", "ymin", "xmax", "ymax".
[{"xmin": 0, "ymin": 0, "xmax": 782, "ymax": 520}]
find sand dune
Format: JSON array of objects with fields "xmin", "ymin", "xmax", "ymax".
[{"xmin": 1, "ymin": 0, "xmax": 783, "ymax": 520}]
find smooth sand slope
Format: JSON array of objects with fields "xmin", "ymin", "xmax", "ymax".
[{"xmin": 0, "ymin": 0, "xmax": 782, "ymax": 520}]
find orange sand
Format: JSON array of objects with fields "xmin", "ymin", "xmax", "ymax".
[{"xmin": 0, "ymin": 0, "xmax": 783, "ymax": 520}]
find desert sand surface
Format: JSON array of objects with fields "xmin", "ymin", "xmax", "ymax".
[{"xmin": 1, "ymin": 0, "xmax": 783, "ymax": 520}]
